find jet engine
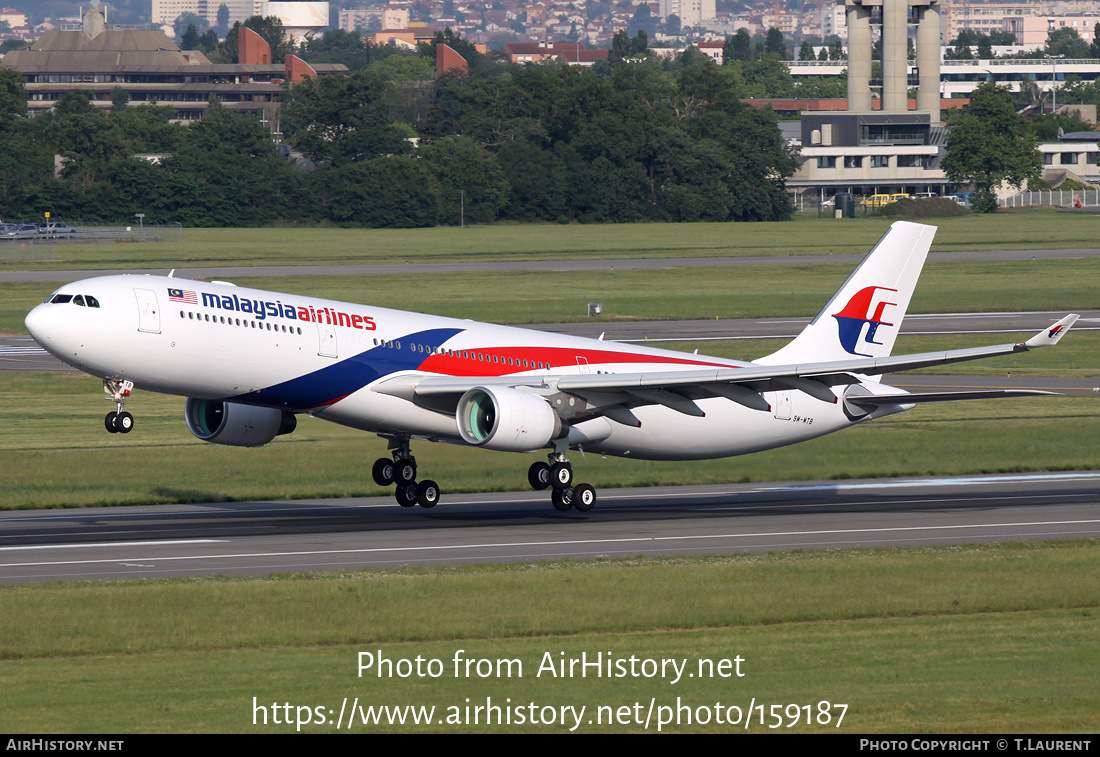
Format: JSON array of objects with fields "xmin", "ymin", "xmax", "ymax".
[
  {"xmin": 456, "ymin": 386, "xmax": 562, "ymax": 452},
  {"xmin": 185, "ymin": 398, "xmax": 297, "ymax": 447}
]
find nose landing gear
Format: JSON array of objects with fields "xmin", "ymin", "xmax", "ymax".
[{"xmin": 104, "ymin": 378, "xmax": 135, "ymax": 434}]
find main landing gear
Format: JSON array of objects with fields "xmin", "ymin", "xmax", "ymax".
[
  {"xmin": 103, "ymin": 378, "xmax": 135, "ymax": 434},
  {"xmin": 372, "ymin": 438, "xmax": 440, "ymax": 509},
  {"xmin": 527, "ymin": 450, "xmax": 597, "ymax": 513}
]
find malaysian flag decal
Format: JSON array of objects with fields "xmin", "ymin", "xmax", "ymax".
[{"xmin": 168, "ymin": 288, "xmax": 198, "ymax": 304}]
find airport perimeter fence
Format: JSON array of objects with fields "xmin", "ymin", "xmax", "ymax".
[
  {"xmin": 0, "ymin": 222, "xmax": 182, "ymax": 263},
  {"xmin": 1000, "ymin": 189, "xmax": 1100, "ymax": 208}
]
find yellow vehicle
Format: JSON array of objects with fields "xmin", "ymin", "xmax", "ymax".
[{"xmin": 860, "ymin": 193, "xmax": 911, "ymax": 208}]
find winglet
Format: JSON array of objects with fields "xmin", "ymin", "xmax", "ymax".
[{"xmin": 1024, "ymin": 314, "xmax": 1079, "ymax": 348}]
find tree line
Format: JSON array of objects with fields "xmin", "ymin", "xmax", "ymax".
[{"xmin": 0, "ymin": 44, "xmax": 800, "ymax": 227}]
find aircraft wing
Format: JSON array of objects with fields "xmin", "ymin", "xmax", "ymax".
[{"xmin": 374, "ymin": 315, "xmax": 1078, "ymax": 420}]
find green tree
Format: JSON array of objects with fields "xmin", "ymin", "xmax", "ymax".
[
  {"xmin": 214, "ymin": 17, "xmax": 296, "ymax": 64},
  {"xmin": 299, "ymin": 29, "xmax": 380, "ymax": 70},
  {"xmin": 110, "ymin": 104, "xmax": 187, "ymax": 153},
  {"xmin": 1028, "ymin": 111, "xmax": 1092, "ymax": 140},
  {"xmin": 610, "ymin": 29, "xmax": 649, "ymax": 61},
  {"xmin": 174, "ymin": 13, "xmax": 206, "ymax": 43},
  {"xmin": 40, "ymin": 92, "xmax": 129, "ymax": 190},
  {"xmin": 313, "ymin": 157, "xmax": 439, "ymax": 227},
  {"xmin": 0, "ymin": 66, "xmax": 27, "ymax": 126},
  {"xmin": 420, "ymin": 28, "xmax": 484, "ymax": 72},
  {"xmin": 367, "ymin": 54, "xmax": 436, "ymax": 124},
  {"xmin": 110, "ymin": 86, "xmax": 130, "ymax": 110},
  {"xmin": 197, "ymin": 29, "xmax": 219, "ymax": 54},
  {"xmin": 0, "ymin": 69, "xmax": 51, "ymax": 218},
  {"xmin": 798, "ymin": 40, "xmax": 814, "ymax": 61},
  {"xmin": 942, "ymin": 83, "xmax": 1040, "ymax": 213},
  {"xmin": 281, "ymin": 69, "xmax": 412, "ymax": 164},
  {"xmin": 764, "ymin": 28, "xmax": 787, "ymax": 59},
  {"xmin": 629, "ymin": 3, "xmax": 657, "ymax": 37},
  {"xmin": 161, "ymin": 99, "xmax": 304, "ymax": 225},
  {"xmin": 216, "ymin": 4, "xmax": 230, "ymax": 37},
  {"xmin": 1044, "ymin": 28, "xmax": 1090, "ymax": 59},
  {"xmin": 724, "ymin": 29, "xmax": 752, "ymax": 63},
  {"xmin": 419, "ymin": 135, "xmax": 509, "ymax": 224},
  {"xmin": 181, "ymin": 23, "xmax": 200, "ymax": 51}
]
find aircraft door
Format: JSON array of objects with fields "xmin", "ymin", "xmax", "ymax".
[
  {"xmin": 134, "ymin": 288, "xmax": 161, "ymax": 333},
  {"xmin": 771, "ymin": 390, "xmax": 792, "ymax": 420},
  {"xmin": 317, "ymin": 321, "xmax": 337, "ymax": 358}
]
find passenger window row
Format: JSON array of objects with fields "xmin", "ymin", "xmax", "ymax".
[
  {"xmin": 180, "ymin": 310, "xmax": 303, "ymax": 335},
  {"xmin": 400, "ymin": 340, "xmax": 549, "ymax": 370}
]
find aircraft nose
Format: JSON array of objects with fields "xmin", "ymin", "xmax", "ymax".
[{"xmin": 25, "ymin": 303, "xmax": 59, "ymax": 347}]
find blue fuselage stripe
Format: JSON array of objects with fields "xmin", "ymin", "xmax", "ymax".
[{"xmin": 231, "ymin": 327, "xmax": 463, "ymax": 409}]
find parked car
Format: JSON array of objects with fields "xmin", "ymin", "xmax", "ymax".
[
  {"xmin": 36, "ymin": 222, "xmax": 76, "ymax": 237},
  {"xmin": 1, "ymin": 224, "xmax": 39, "ymax": 239},
  {"xmin": 860, "ymin": 193, "xmax": 911, "ymax": 208}
]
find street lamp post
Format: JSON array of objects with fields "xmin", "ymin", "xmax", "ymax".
[{"xmin": 1044, "ymin": 54, "xmax": 1064, "ymax": 113}]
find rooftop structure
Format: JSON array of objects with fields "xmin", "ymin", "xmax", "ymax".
[{"xmin": 1, "ymin": 4, "xmax": 347, "ymax": 122}]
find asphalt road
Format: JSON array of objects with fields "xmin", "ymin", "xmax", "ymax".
[{"xmin": 2, "ymin": 472, "xmax": 1098, "ymax": 583}]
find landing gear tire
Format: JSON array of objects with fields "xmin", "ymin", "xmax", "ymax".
[
  {"xmin": 551, "ymin": 486, "xmax": 573, "ymax": 512},
  {"xmin": 116, "ymin": 412, "xmax": 134, "ymax": 434},
  {"xmin": 395, "ymin": 459, "xmax": 417, "ymax": 485},
  {"xmin": 550, "ymin": 462, "xmax": 573, "ymax": 490},
  {"xmin": 395, "ymin": 483, "xmax": 418, "ymax": 508},
  {"xmin": 105, "ymin": 411, "xmax": 119, "ymax": 433},
  {"xmin": 528, "ymin": 461, "xmax": 551, "ymax": 490},
  {"xmin": 372, "ymin": 458, "xmax": 395, "ymax": 487},
  {"xmin": 417, "ymin": 480, "xmax": 440, "ymax": 509},
  {"xmin": 572, "ymin": 483, "xmax": 596, "ymax": 512}
]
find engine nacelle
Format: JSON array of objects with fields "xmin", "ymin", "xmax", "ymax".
[
  {"xmin": 185, "ymin": 399, "xmax": 297, "ymax": 447},
  {"xmin": 456, "ymin": 386, "xmax": 562, "ymax": 452}
]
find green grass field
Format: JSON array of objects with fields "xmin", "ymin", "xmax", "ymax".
[
  {"xmin": 2, "ymin": 207, "xmax": 1099, "ymax": 272},
  {"xmin": 2, "ymin": 542, "xmax": 1098, "ymax": 732},
  {"xmin": 0, "ymin": 372, "xmax": 1096, "ymax": 509},
  {"xmin": 5, "ymin": 258, "xmax": 1100, "ymax": 335}
]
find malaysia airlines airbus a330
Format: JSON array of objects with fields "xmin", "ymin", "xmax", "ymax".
[{"xmin": 25, "ymin": 221, "xmax": 1077, "ymax": 512}]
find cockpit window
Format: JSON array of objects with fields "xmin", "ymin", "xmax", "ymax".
[
  {"xmin": 50, "ymin": 294, "xmax": 73, "ymax": 304},
  {"xmin": 85, "ymin": 295, "xmax": 100, "ymax": 308},
  {"xmin": 73, "ymin": 295, "xmax": 86, "ymax": 306}
]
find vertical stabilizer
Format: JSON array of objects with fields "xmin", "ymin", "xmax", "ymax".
[{"xmin": 757, "ymin": 221, "xmax": 936, "ymax": 366}]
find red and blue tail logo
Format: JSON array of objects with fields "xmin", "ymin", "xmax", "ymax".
[
  {"xmin": 1049, "ymin": 325, "xmax": 1065, "ymax": 338},
  {"xmin": 832, "ymin": 286, "xmax": 899, "ymax": 357}
]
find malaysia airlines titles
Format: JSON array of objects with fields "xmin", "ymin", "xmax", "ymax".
[{"xmin": 198, "ymin": 291, "xmax": 377, "ymax": 330}]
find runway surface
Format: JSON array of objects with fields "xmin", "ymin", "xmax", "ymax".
[
  {"xmin": 1, "ymin": 472, "xmax": 1098, "ymax": 584},
  {"xmin": 3, "ymin": 247, "xmax": 1100, "ymax": 283}
]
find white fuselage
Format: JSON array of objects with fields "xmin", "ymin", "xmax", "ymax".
[{"xmin": 25, "ymin": 274, "xmax": 892, "ymax": 461}]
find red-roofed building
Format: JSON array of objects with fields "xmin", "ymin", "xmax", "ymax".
[
  {"xmin": 505, "ymin": 42, "xmax": 608, "ymax": 66},
  {"xmin": 436, "ymin": 43, "xmax": 468, "ymax": 78}
]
